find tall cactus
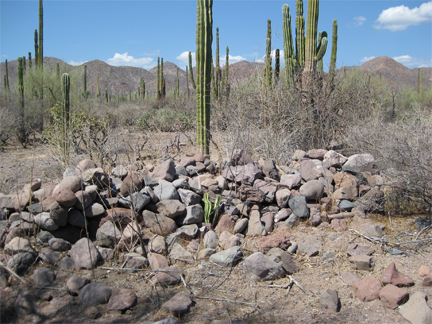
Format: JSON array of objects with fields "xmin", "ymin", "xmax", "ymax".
[
  {"xmin": 97, "ymin": 73, "xmax": 101, "ymax": 97},
  {"xmin": 213, "ymin": 27, "xmax": 221, "ymax": 98},
  {"xmin": 304, "ymin": 0, "xmax": 319, "ymax": 73},
  {"xmin": 329, "ymin": 19, "xmax": 338, "ymax": 76},
  {"xmin": 186, "ymin": 66, "xmax": 190, "ymax": 98},
  {"xmin": 56, "ymin": 62, "xmax": 60, "ymax": 80},
  {"xmin": 4, "ymin": 59, "xmax": 9, "ymax": 92},
  {"xmin": 34, "ymin": 29, "xmax": 38, "ymax": 67},
  {"xmin": 196, "ymin": 0, "xmax": 213, "ymax": 155},
  {"xmin": 17, "ymin": 57, "xmax": 25, "ymax": 145},
  {"xmin": 82, "ymin": 65, "xmax": 89, "ymax": 99},
  {"xmin": 264, "ymin": 20, "xmax": 272, "ymax": 89},
  {"xmin": 295, "ymin": 0, "xmax": 305, "ymax": 68},
  {"xmin": 28, "ymin": 52, "xmax": 32, "ymax": 69},
  {"xmin": 157, "ymin": 57, "xmax": 161, "ymax": 100},
  {"xmin": 176, "ymin": 67, "xmax": 180, "ymax": 98},
  {"xmin": 188, "ymin": 51, "xmax": 196, "ymax": 90},
  {"xmin": 140, "ymin": 76, "xmax": 145, "ymax": 100},
  {"xmin": 317, "ymin": 32, "xmax": 324, "ymax": 73},
  {"xmin": 105, "ymin": 89, "xmax": 108, "ymax": 103},
  {"xmin": 283, "ymin": 4, "xmax": 296, "ymax": 87},
  {"xmin": 61, "ymin": 73, "xmax": 70, "ymax": 165},
  {"xmin": 274, "ymin": 49, "xmax": 280, "ymax": 81},
  {"xmin": 418, "ymin": 69, "xmax": 423, "ymax": 99},
  {"xmin": 23, "ymin": 56, "xmax": 26, "ymax": 71},
  {"xmin": 221, "ymin": 46, "xmax": 230, "ymax": 98},
  {"xmin": 160, "ymin": 58, "xmax": 166, "ymax": 98}
]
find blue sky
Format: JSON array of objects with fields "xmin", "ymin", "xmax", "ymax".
[{"xmin": 1, "ymin": 0, "xmax": 431, "ymax": 71}]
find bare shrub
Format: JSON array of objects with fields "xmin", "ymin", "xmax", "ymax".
[
  {"xmin": 345, "ymin": 112, "xmax": 432, "ymax": 216},
  {"xmin": 0, "ymin": 99, "xmax": 17, "ymax": 147}
]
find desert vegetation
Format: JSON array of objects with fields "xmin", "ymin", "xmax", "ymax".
[{"xmin": 1, "ymin": 0, "xmax": 432, "ymax": 322}]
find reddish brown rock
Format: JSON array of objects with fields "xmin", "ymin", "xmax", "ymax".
[
  {"xmin": 379, "ymin": 284, "xmax": 409, "ymax": 309},
  {"xmin": 107, "ymin": 288, "xmax": 137, "ymax": 311},
  {"xmin": 120, "ymin": 174, "xmax": 143, "ymax": 196},
  {"xmin": 331, "ymin": 218, "xmax": 347, "ymax": 232},
  {"xmin": 257, "ymin": 233, "xmax": 291, "ymax": 251},
  {"xmin": 381, "ymin": 262, "xmax": 414, "ymax": 287},
  {"xmin": 151, "ymin": 266, "xmax": 182, "ymax": 287},
  {"xmin": 422, "ymin": 275, "xmax": 432, "ymax": 287},
  {"xmin": 54, "ymin": 187, "xmax": 76, "ymax": 208},
  {"xmin": 352, "ymin": 276, "xmax": 381, "ymax": 302},
  {"xmin": 214, "ymin": 214, "xmax": 236, "ymax": 235},
  {"xmin": 102, "ymin": 208, "xmax": 135, "ymax": 227},
  {"xmin": 419, "ymin": 265, "xmax": 430, "ymax": 277},
  {"xmin": 346, "ymin": 243, "xmax": 375, "ymax": 256}
]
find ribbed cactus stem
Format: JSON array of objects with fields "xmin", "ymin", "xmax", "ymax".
[
  {"xmin": 157, "ymin": 57, "xmax": 161, "ymax": 100},
  {"xmin": 23, "ymin": 56, "xmax": 26, "ymax": 71},
  {"xmin": 295, "ymin": 0, "xmax": 305, "ymax": 68},
  {"xmin": 186, "ymin": 66, "xmax": 190, "ymax": 98},
  {"xmin": 304, "ymin": 0, "xmax": 319, "ymax": 73},
  {"xmin": 214, "ymin": 27, "xmax": 221, "ymax": 98},
  {"xmin": 283, "ymin": 3, "xmax": 296, "ymax": 87},
  {"xmin": 418, "ymin": 69, "xmax": 423, "ymax": 99},
  {"xmin": 275, "ymin": 49, "xmax": 280, "ymax": 81},
  {"xmin": 18, "ymin": 57, "xmax": 24, "ymax": 106},
  {"xmin": 188, "ymin": 51, "xmax": 196, "ymax": 90},
  {"xmin": 97, "ymin": 73, "xmax": 101, "ymax": 97},
  {"xmin": 56, "ymin": 62, "xmax": 60, "ymax": 80},
  {"xmin": 82, "ymin": 65, "xmax": 88, "ymax": 100},
  {"xmin": 3, "ymin": 75, "xmax": 6, "ymax": 94},
  {"xmin": 221, "ymin": 46, "xmax": 230, "ymax": 98},
  {"xmin": 17, "ymin": 57, "xmax": 25, "ymax": 146},
  {"xmin": 62, "ymin": 73, "xmax": 70, "ymax": 165},
  {"xmin": 329, "ymin": 19, "xmax": 338, "ymax": 76},
  {"xmin": 4, "ymin": 59, "xmax": 9, "ymax": 92},
  {"xmin": 196, "ymin": 0, "xmax": 213, "ymax": 155},
  {"xmin": 159, "ymin": 58, "xmax": 165, "ymax": 99},
  {"xmin": 28, "ymin": 52, "xmax": 32, "ymax": 69},
  {"xmin": 315, "ymin": 31, "xmax": 327, "ymax": 62},
  {"xmin": 105, "ymin": 89, "xmax": 108, "ymax": 103},
  {"xmin": 34, "ymin": 29, "xmax": 38, "ymax": 67},
  {"xmin": 140, "ymin": 76, "xmax": 145, "ymax": 99},
  {"xmin": 176, "ymin": 67, "xmax": 180, "ymax": 97},
  {"xmin": 265, "ymin": 20, "xmax": 272, "ymax": 89}
]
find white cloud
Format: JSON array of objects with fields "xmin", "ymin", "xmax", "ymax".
[
  {"xmin": 374, "ymin": 1, "xmax": 432, "ymax": 31},
  {"xmin": 255, "ymin": 50, "xmax": 283, "ymax": 64},
  {"xmin": 353, "ymin": 16, "xmax": 366, "ymax": 27},
  {"xmin": 106, "ymin": 52, "xmax": 155, "ymax": 69},
  {"xmin": 142, "ymin": 50, "xmax": 160, "ymax": 56},
  {"xmin": 223, "ymin": 55, "xmax": 246, "ymax": 67},
  {"xmin": 176, "ymin": 51, "xmax": 195, "ymax": 68},
  {"xmin": 360, "ymin": 56, "xmax": 376, "ymax": 63},
  {"xmin": 393, "ymin": 55, "xmax": 432, "ymax": 68},
  {"xmin": 68, "ymin": 60, "xmax": 87, "ymax": 66}
]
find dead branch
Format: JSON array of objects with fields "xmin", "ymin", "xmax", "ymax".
[
  {"xmin": 0, "ymin": 261, "xmax": 28, "ymax": 285},
  {"xmin": 328, "ymin": 212, "xmax": 356, "ymax": 219}
]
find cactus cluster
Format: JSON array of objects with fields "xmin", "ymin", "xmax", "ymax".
[
  {"xmin": 282, "ymin": 0, "xmax": 335, "ymax": 88},
  {"xmin": 196, "ymin": 0, "xmax": 213, "ymax": 154}
]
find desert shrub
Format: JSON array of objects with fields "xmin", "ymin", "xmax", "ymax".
[
  {"xmin": 137, "ymin": 108, "xmax": 194, "ymax": 132},
  {"xmin": 0, "ymin": 99, "xmax": 17, "ymax": 147},
  {"xmin": 345, "ymin": 112, "xmax": 432, "ymax": 216},
  {"xmin": 212, "ymin": 67, "xmax": 393, "ymax": 164}
]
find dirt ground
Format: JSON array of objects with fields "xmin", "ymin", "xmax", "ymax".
[{"xmin": 1, "ymin": 132, "xmax": 432, "ymax": 324}]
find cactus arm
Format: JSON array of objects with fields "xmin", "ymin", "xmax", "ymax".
[{"xmin": 188, "ymin": 51, "xmax": 196, "ymax": 90}]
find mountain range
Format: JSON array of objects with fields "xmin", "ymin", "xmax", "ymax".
[{"xmin": 0, "ymin": 56, "xmax": 430, "ymax": 97}]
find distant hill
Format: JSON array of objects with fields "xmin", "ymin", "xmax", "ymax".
[{"xmin": 0, "ymin": 56, "xmax": 430, "ymax": 96}]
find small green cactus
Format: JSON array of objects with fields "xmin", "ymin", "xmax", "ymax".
[{"xmin": 188, "ymin": 51, "xmax": 196, "ymax": 90}]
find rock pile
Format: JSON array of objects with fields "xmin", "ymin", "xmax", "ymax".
[{"xmin": 0, "ymin": 148, "xmax": 431, "ymax": 323}]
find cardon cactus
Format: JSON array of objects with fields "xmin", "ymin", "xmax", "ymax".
[
  {"xmin": 196, "ymin": 0, "xmax": 213, "ymax": 154},
  {"xmin": 28, "ymin": 52, "xmax": 32, "ymax": 69},
  {"xmin": 189, "ymin": 51, "xmax": 196, "ymax": 90},
  {"xmin": 329, "ymin": 19, "xmax": 338, "ymax": 77},
  {"xmin": 265, "ymin": 20, "xmax": 272, "ymax": 89},
  {"xmin": 17, "ymin": 57, "xmax": 25, "ymax": 145},
  {"xmin": 61, "ymin": 73, "xmax": 71, "ymax": 164},
  {"xmin": 283, "ymin": 3, "xmax": 296, "ymax": 87},
  {"xmin": 38, "ymin": 0, "xmax": 43, "ymax": 69},
  {"xmin": 34, "ymin": 29, "xmax": 38, "ymax": 67}
]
